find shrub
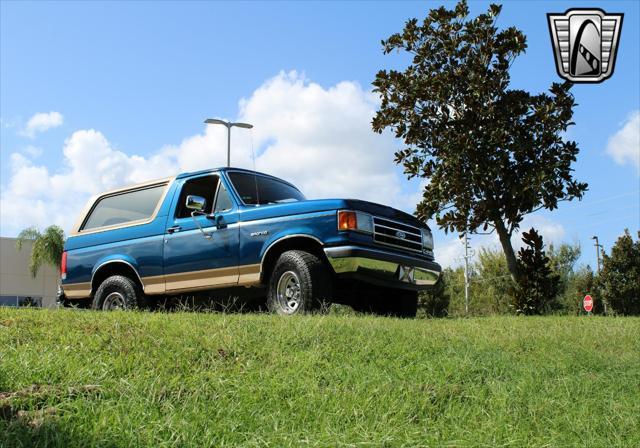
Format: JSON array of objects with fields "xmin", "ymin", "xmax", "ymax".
[{"xmin": 511, "ymin": 228, "xmax": 560, "ymax": 315}]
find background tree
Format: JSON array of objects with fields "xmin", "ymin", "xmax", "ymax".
[
  {"xmin": 563, "ymin": 266, "xmax": 601, "ymax": 315},
  {"xmin": 548, "ymin": 243, "xmax": 581, "ymax": 283},
  {"xmin": 474, "ymin": 247, "xmax": 512, "ymax": 314},
  {"xmin": 440, "ymin": 267, "xmax": 467, "ymax": 316},
  {"xmin": 372, "ymin": 1, "xmax": 587, "ymax": 283},
  {"xmin": 510, "ymin": 228, "xmax": 560, "ymax": 315},
  {"xmin": 441, "ymin": 252, "xmax": 510, "ymax": 317},
  {"xmin": 16, "ymin": 225, "xmax": 65, "ymax": 278},
  {"xmin": 598, "ymin": 230, "xmax": 640, "ymax": 315},
  {"xmin": 547, "ymin": 242, "xmax": 581, "ymax": 311}
]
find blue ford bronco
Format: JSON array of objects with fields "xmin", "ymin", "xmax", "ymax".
[{"xmin": 58, "ymin": 168, "xmax": 441, "ymax": 317}]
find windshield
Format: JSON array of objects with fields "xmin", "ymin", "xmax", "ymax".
[{"xmin": 228, "ymin": 172, "xmax": 305, "ymax": 205}]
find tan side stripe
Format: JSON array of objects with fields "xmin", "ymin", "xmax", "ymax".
[
  {"xmin": 163, "ymin": 266, "xmax": 238, "ymax": 292},
  {"xmin": 65, "ymin": 263, "xmax": 264, "ymax": 298},
  {"xmin": 63, "ymin": 282, "xmax": 91, "ymax": 299},
  {"xmin": 238, "ymin": 263, "xmax": 261, "ymax": 286},
  {"xmin": 142, "ymin": 275, "xmax": 165, "ymax": 295}
]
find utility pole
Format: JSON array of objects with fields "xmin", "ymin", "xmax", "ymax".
[
  {"xmin": 204, "ymin": 119, "xmax": 253, "ymax": 167},
  {"xmin": 461, "ymin": 232, "xmax": 474, "ymax": 315},
  {"xmin": 592, "ymin": 235, "xmax": 607, "ymax": 315}
]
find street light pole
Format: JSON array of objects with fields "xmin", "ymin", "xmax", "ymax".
[
  {"xmin": 592, "ymin": 235, "xmax": 607, "ymax": 315},
  {"xmin": 592, "ymin": 236, "xmax": 603, "ymax": 273},
  {"xmin": 204, "ymin": 119, "xmax": 253, "ymax": 167}
]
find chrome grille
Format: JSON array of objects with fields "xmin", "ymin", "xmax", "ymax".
[{"xmin": 373, "ymin": 216, "xmax": 423, "ymax": 253}]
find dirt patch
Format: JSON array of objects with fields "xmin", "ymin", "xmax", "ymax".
[
  {"xmin": 0, "ymin": 384, "xmax": 101, "ymax": 426},
  {"xmin": 0, "ymin": 318, "xmax": 16, "ymax": 327}
]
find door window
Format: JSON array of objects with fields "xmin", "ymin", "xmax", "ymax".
[{"xmin": 175, "ymin": 176, "xmax": 219, "ymax": 219}]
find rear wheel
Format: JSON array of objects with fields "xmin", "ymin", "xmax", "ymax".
[
  {"xmin": 92, "ymin": 275, "xmax": 142, "ymax": 311},
  {"xmin": 267, "ymin": 250, "xmax": 331, "ymax": 315}
]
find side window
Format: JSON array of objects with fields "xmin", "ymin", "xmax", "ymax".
[
  {"xmin": 82, "ymin": 185, "xmax": 166, "ymax": 231},
  {"xmin": 175, "ymin": 176, "xmax": 219, "ymax": 219},
  {"xmin": 214, "ymin": 184, "xmax": 233, "ymax": 213}
]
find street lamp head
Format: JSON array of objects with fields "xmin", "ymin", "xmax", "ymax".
[
  {"xmin": 232, "ymin": 122, "xmax": 253, "ymax": 129},
  {"xmin": 204, "ymin": 118, "xmax": 230, "ymax": 126},
  {"xmin": 204, "ymin": 119, "xmax": 253, "ymax": 130},
  {"xmin": 591, "ymin": 236, "xmax": 598, "ymax": 240}
]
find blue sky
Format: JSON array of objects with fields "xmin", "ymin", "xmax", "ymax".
[{"xmin": 1, "ymin": 0, "xmax": 639, "ymax": 269}]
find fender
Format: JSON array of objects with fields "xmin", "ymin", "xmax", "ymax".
[
  {"xmin": 91, "ymin": 255, "xmax": 144, "ymax": 294},
  {"xmin": 259, "ymin": 233, "xmax": 324, "ymax": 276}
]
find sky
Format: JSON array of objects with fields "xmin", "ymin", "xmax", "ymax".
[{"xmin": 1, "ymin": 0, "xmax": 639, "ymax": 270}]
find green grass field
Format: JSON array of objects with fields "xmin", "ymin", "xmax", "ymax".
[{"xmin": 1, "ymin": 309, "xmax": 638, "ymax": 447}]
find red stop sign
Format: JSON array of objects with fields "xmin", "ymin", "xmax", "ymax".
[{"xmin": 583, "ymin": 295, "xmax": 594, "ymax": 313}]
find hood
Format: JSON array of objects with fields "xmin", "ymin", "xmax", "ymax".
[
  {"xmin": 239, "ymin": 198, "xmax": 428, "ymax": 230},
  {"xmin": 341, "ymin": 199, "xmax": 426, "ymax": 229}
]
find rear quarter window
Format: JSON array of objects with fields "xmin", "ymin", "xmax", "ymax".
[{"xmin": 81, "ymin": 184, "xmax": 166, "ymax": 231}]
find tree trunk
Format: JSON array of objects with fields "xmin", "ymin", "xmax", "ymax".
[{"xmin": 494, "ymin": 219, "xmax": 520, "ymax": 284}]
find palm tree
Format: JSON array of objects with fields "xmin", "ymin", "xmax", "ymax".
[{"xmin": 16, "ymin": 225, "xmax": 65, "ymax": 278}]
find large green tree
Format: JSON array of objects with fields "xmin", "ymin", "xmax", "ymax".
[
  {"xmin": 16, "ymin": 225, "xmax": 65, "ymax": 278},
  {"xmin": 372, "ymin": 1, "xmax": 587, "ymax": 282}
]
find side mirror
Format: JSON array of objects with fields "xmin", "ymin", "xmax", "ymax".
[{"xmin": 186, "ymin": 195, "xmax": 206, "ymax": 212}]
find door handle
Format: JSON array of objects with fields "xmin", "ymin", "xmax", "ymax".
[{"xmin": 166, "ymin": 225, "xmax": 181, "ymax": 234}]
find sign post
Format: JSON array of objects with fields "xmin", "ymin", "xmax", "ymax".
[{"xmin": 583, "ymin": 294, "xmax": 594, "ymax": 315}]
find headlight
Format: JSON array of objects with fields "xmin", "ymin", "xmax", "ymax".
[
  {"xmin": 337, "ymin": 210, "xmax": 373, "ymax": 234},
  {"xmin": 421, "ymin": 228, "xmax": 434, "ymax": 251}
]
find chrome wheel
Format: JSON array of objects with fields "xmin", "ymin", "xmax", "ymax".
[
  {"xmin": 276, "ymin": 271, "xmax": 301, "ymax": 314},
  {"xmin": 102, "ymin": 291, "xmax": 126, "ymax": 310}
]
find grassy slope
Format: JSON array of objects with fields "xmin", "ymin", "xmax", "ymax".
[{"xmin": 0, "ymin": 310, "xmax": 638, "ymax": 447}]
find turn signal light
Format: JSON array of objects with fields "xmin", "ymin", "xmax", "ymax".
[{"xmin": 338, "ymin": 210, "xmax": 357, "ymax": 230}]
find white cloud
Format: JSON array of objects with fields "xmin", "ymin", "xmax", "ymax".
[
  {"xmin": 23, "ymin": 145, "xmax": 43, "ymax": 158},
  {"xmin": 514, "ymin": 214, "xmax": 565, "ymax": 247},
  {"xmin": 20, "ymin": 111, "xmax": 64, "ymax": 138},
  {"xmin": 0, "ymin": 72, "xmax": 417, "ymax": 236},
  {"xmin": 606, "ymin": 110, "xmax": 640, "ymax": 172},
  {"xmin": 433, "ymin": 236, "xmax": 466, "ymax": 269},
  {"xmin": 238, "ymin": 71, "xmax": 410, "ymax": 208}
]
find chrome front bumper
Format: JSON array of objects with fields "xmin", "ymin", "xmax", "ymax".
[{"xmin": 324, "ymin": 245, "xmax": 441, "ymax": 291}]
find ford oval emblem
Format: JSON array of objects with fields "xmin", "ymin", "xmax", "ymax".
[{"xmin": 395, "ymin": 230, "xmax": 406, "ymax": 240}]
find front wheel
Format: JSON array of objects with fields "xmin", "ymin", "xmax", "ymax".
[{"xmin": 267, "ymin": 250, "xmax": 331, "ymax": 315}]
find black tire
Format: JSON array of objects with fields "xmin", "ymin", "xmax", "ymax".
[
  {"xmin": 92, "ymin": 275, "xmax": 142, "ymax": 311},
  {"xmin": 267, "ymin": 250, "xmax": 331, "ymax": 315}
]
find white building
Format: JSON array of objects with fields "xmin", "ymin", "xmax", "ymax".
[{"xmin": 0, "ymin": 237, "xmax": 59, "ymax": 308}]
